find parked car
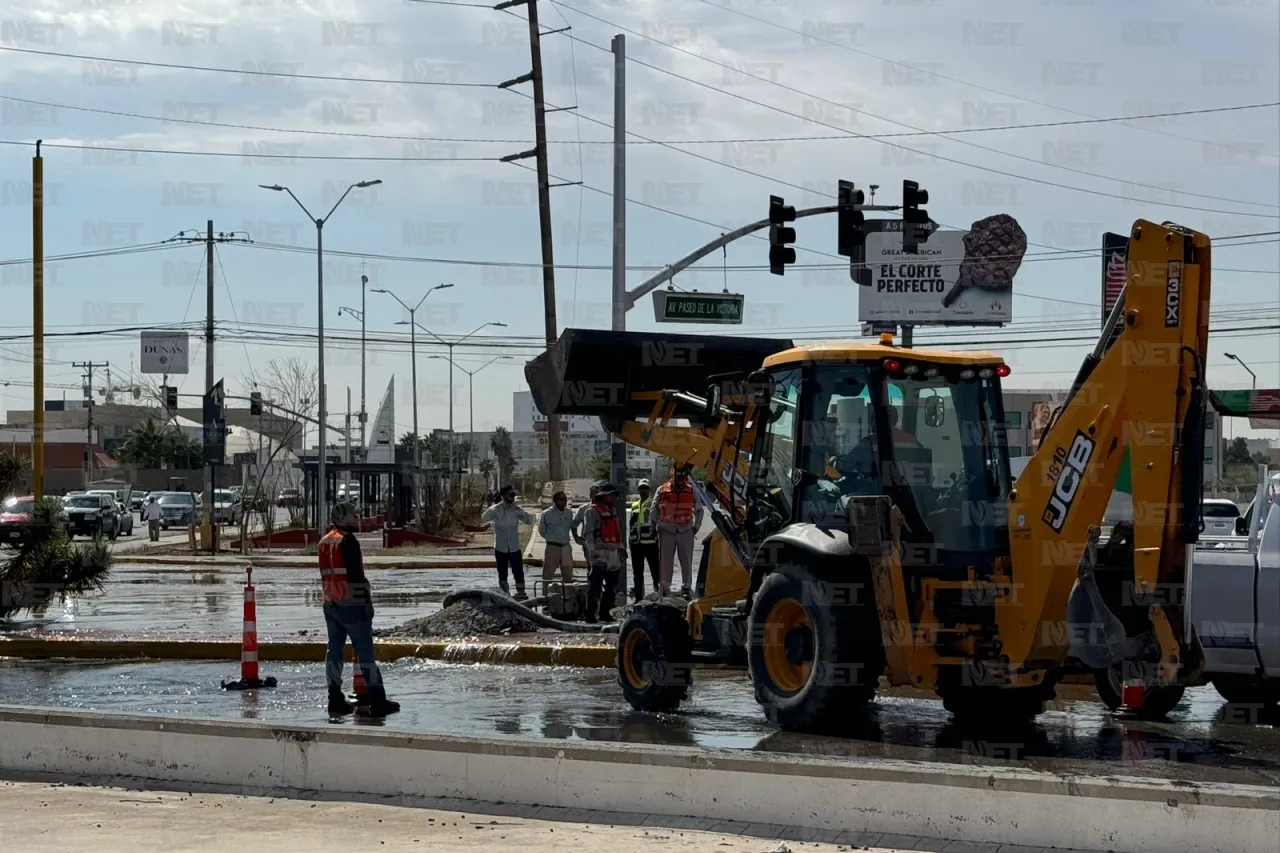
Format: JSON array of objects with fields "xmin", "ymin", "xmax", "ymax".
[
  {"xmin": 0, "ymin": 496, "xmax": 69, "ymax": 544},
  {"xmin": 114, "ymin": 500, "xmax": 134, "ymax": 536},
  {"xmin": 155, "ymin": 491, "xmax": 199, "ymax": 529},
  {"xmin": 241, "ymin": 488, "xmax": 269, "ymax": 512},
  {"xmin": 277, "ymin": 488, "xmax": 302, "ymax": 508},
  {"xmin": 212, "ymin": 490, "xmax": 243, "ymax": 525},
  {"xmin": 1202, "ymin": 498, "xmax": 1242, "ymax": 536},
  {"xmin": 62, "ymin": 492, "xmax": 120, "ymax": 539},
  {"xmin": 130, "ymin": 490, "xmax": 150, "ymax": 512}
]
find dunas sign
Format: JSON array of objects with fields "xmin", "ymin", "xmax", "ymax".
[{"xmin": 140, "ymin": 331, "xmax": 190, "ymax": 375}]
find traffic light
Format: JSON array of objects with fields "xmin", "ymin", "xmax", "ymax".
[
  {"xmin": 768, "ymin": 195, "xmax": 797, "ymax": 276},
  {"xmin": 837, "ymin": 180, "xmax": 865, "ymax": 258},
  {"xmin": 250, "ymin": 391, "xmax": 263, "ymax": 416},
  {"xmin": 902, "ymin": 179, "xmax": 930, "ymax": 253},
  {"xmin": 164, "ymin": 385, "xmax": 177, "ymax": 411}
]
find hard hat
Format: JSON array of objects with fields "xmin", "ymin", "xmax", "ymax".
[{"xmin": 637, "ymin": 478, "xmax": 651, "ymax": 488}]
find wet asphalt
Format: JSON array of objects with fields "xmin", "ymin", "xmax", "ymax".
[{"xmin": 1, "ymin": 563, "xmax": 1278, "ymax": 789}]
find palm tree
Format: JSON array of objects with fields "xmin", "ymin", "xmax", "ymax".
[
  {"xmin": 489, "ymin": 427, "xmax": 516, "ymax": 488},
  {"xmin": 118, "ymin": 420, "xmax": 203, "ymax": 469},
  {"xmin": 478, "ymin": 457, "xmax": 495, "ymax": 491},
  {"xmin": 0, "ymin": 497, "xmax": 111, "ymax": 621},
  {"xmin": 0, "ymin": 451, "xmax": 28, "ymax": 496}
]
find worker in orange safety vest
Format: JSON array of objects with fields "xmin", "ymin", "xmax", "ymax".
[
  {"xmin": 654, "ymin": 465, "xmax": 704, "ymax": 599},
  {"xmin": 318, "ymin": 501, "xmax": 400, "ymax": 719}
]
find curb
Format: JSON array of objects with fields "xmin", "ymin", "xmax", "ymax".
[
  {"xmin": 0, "ymin": 638, "xmax": 616, "ymax": 668},
  {"xmin": 121, "ymin": 555, "xmax": 499, "ymax": 570}
]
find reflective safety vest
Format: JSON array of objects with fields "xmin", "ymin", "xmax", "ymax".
[
  {"xmin": 629, "ymin": 498, "xmax": 656, "ymax": 544},
  {"xmin": 317, "ymin": 527, "xmax": 349, "ymax": 603},
  {"xmin": 656, "ymin": 482, "xmax": 697, "ymax": 526}
]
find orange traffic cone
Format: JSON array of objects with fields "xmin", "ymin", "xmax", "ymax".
[
  {"xmin": 351, "ymin": 652, "xmax": 370, "ymax": 705},
  {"xmin": 222, "ymin": 566, "xmax": 278, "ymax": 691}
]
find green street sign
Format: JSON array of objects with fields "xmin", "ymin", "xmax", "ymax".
[{"xmin": 653, "ymin": 290, "xmax": 745, "ymax": 324}]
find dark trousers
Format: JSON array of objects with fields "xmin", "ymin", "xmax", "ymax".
[
  {"xmin": 323, "ymin": 602, "xmax": 382, "ymax": 692},
  {"xmin": 495, "ymin": 549, "xmax": 525, "ymax": 593},
  {"xmin": 630, "ymin": 542, "xmax": 660, "ymax": 597},
  {"xmin": 586, "ymin": 566, "xmax": 621, "ymax": 622}
]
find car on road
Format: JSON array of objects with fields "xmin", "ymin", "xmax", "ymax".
[
  {"xmin": 129, "ymin": 490, "xmax": 150, "ymax": 512},
  {"xmin": 154, "ymin": 491, "xmax": 200, "ymax": 529},
  {"xmin": 62, "ymin": 492, "xmax": 120, "ymax": 539},
  {"xmin": 1202, "ymin": 498, "xmax": 1242, "ymax": 536},
  {"xmin": 114, "ymin": 500, "xmax": 134, "ymax": 536},
  {"xmin": 277, "ymin": 488, "xmax": 301, "ymax": 508},
  {"xmin": 211, "ymin": 490, "xmax": 243, "ymax": 525},
  {"xmin": 0, "ymin": 496, "xmax": 69, "ymax": 544}
]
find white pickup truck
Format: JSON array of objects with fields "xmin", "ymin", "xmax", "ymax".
[{"xmin": 1188, "ymin": 472, "xmax": 1280, "ymax": 707}]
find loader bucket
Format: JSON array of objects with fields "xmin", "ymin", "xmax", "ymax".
[{"xmin": 525, "ymin": 327, "xmax": 794, "ymax": 422}]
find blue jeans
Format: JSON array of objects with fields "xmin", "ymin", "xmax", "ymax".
[{"xmin": 323, "ymin": 603, "xmax": 382, "ymax": 692}]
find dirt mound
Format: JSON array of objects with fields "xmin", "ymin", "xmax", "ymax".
[{"xmin": 381, "ymin": 597, "xmax": 541, "ymax": 638}]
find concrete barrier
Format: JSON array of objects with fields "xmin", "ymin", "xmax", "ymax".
[
  {"xmin": 0, "ymin": 638, "xmax": 616, "ymax": 668},
  {"xmin": 0, "ymin": 706, "xmax": 1274, "ymax": 853}
]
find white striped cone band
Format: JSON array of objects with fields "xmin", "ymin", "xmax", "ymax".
[
  {"xmin": 241, "ymin": 651, "xmax": 258, "ymax": 663},
  {"xmin": 245, "ymin": 589, "xmax": 256, "ymax": 602},
  {"xmin": 242, "ymin": 622, "xmax": 256, "ymax": 633}
]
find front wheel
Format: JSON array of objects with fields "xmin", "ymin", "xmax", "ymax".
[
  {"xmin": 747, "ymin": 561, "xmax": 883, "ymax": 734},
  {"xmin": 1094, "ymin": 666, "xmax": 1186, "ymax": 719},
  {"xmin": 617, "ymin": 603, "xmax": 693, "ymax": 713}
]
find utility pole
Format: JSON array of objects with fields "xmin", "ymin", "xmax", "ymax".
[
  {"xmin": 497, "ymin": 0, "xmax": 578, "ymax": 488},
  {"xmin": 32, "ymin": 141, "xmax": 45, "ymax": 499},
  {"xmin": 167, "ymin": 224, "xmax": 249, "ymax": 543},
  {"xmin": 345, "ymin": 386, "xmax": 352, "ymax": 500},
  {"xmin": 609, "ymin": 33, "xmax": 628, "ymax": 495},
  {"xmin": 359, "ymin": 270, "xmax": 368, "ymax": 447},
  {"xmin": 73, "ymin": 361, "xmax": 108, "ymax": 487}
]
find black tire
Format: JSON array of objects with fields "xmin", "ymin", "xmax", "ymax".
[
  {"xmin": 1094, "ymin": 667, "xmax": 1186, "ymax": 718},
  {"xmin": 617, "ymin": 603, "xmax": 693, "ymax": 713},
  {"xmin": 747, "ymin": 561, "xmax": 883, "ymax": 733},
  {"xmin": 1212, "ymin": 675, "xmax": 1280, "ymax": 707}
]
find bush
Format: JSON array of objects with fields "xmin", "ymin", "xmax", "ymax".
[{"xmin": 0, "ymin": 497, "xmax": 111, "ymax": 620}]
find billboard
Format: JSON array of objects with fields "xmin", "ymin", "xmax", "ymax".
[
  {"xmin": 1030, "ymin": 401, "xmax": 1054, "ymax": 452},
  {"xmin": 1101, "ymin": 232, "xmax": 1128, "ymax": 328},
  {"xmin": 861, "ymin": 214, "xmax": 1026, "ymax": 325},
  {"xmin": 140, "ymin": 331, "xmax": 190, "ymax": 374}
]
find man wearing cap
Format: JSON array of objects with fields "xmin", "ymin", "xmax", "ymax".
[
  {"xmin": 481, "ymin": 485, "xmax": 536, "ymax": 598},
  {"xmin": 655, "ymin": 465, "xmax": 703, "ymax": 599},
  {"xmin": 628, "ymin": 479, "xmax": 660, "ymax": 601},
  {"xmin": 580, "ymin": 481, "xmax": 627, "ymax": 623},
  {"xmin": 538, "ymin": 490, "xmax": 575, "ymax": 584},
  {"xmin": 317, "ymin": 501, "xmax": 400, "ymax": 718}
]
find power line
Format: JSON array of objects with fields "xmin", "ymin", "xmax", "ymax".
[
  {"xmin": 0, "ymin": 138, "xmax": 497, "ymax": 162},
  {"xmin": 549, "ymin": 1, "xmax": 1280, "ymax": 215},
  {"xmin": 0, "ymin": 45, "xmax": 497, "ymax": 87},
  {"xmin": 4, "ymin": 94, "xmax": 1275, "ymax": 151},
  {"xmin": 687, "ymin": 0, "xmax": 1280, "ymax": 158}
]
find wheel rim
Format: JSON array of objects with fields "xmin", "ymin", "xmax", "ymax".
[
  {"xmin": 762, "ymin": 598, "xmax": 813, "ymax": 695},
  {"xmin": 621, "ymin": 628, "xmax": 653, "ymax": 690}
]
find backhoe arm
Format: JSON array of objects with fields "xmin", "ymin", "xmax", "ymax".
[{"xmin": 1001, "ymin": 220, "xmax": 1211, "ymax": 675}]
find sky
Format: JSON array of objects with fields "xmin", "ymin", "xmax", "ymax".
[{"xmin": 0, "ymin": 0, "xmax": 1277, "ymax": 441}]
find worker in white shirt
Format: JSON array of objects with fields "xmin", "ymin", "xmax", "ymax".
[
  {"xmin": 143, "ymin": 495, "xmax": 163, "ymax": 541},
  {"xmin": 481, "ymin": 485, "xmax": 536, "ymax": 598}
]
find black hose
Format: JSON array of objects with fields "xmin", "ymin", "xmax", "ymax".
[{"xmin": 442, "ymin": 588, "xmax": 621, "ymax": 634}]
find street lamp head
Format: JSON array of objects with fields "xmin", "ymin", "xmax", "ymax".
[
  {"xmin": 356, "ymin": 179, "xmax": 383, "ymax": 188},
  {"xmin": 258, "ymin": 184, "xmax": 285, "ymax": 191},
  {"xmin": 490, "ymin": 322, "xmax": 508, "ymax": 328},
  {"xmin": 1225, "ymin": 352, "xmax": 1238, "ymax": 361},
  {"xmin": 371, "ymin": 288, "xmax": 388, "ymax": 294},
  {"xmin": 435, "ymin": 283, "xmax": 455, "ymax": 291}
]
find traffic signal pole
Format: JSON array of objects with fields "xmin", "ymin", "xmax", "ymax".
[{"xmin": 610, "ymin": 33, "xmax": 628, "ymax": 495}]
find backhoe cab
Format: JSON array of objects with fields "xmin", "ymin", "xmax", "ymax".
[{"xmin": 527, "ymin": 219, "xmax": 1211, "ymax": 732}]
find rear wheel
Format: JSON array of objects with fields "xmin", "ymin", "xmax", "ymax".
[
  {"xmin": 617, "ymin": 603, "xmax": 693, "ymax": 713},
  {"xmin": 1094, "ymin": 666, "xmax": 1186, "ymax": 718},
  {"xmin": 747, "ymin": 561, "xmax": 882, "ymax": 734},
  {"xmin": 1212, "ymin": 675, "xmax": 1280, "ymax": 708}
]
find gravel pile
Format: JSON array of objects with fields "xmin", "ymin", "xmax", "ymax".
[{"xmin": 380, "ymin": 597, "xmax": 541, "ymax": 638}]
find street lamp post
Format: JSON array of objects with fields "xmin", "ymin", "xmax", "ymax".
[
  {"xmin": 375, "ymin": 284, "xmax": 454, "ymax": 476},
  {"xmin": 337, "ymin": 299, "xmax": 366, "ymax": 449},
  {"xmin": 1224, "ymin": 353, "xmax": 1257, "ymax": 389},
  {"xmin": 409, "ymin": 320, "xmax": 506, "ymax": 478},
  {"xmin": 430, "ymin": 354, "xmax": 511, "ymax": 473},
  {"xmin": 260, "ymin": 179, "xmax": 381, "ymax": 535}
]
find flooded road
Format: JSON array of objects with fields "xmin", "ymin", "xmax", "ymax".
[
  {"xmin": 0, "ymin": 658, "xmax": 1276, "ymax": 789},
  {"xmin": 0, "ymin": 563, "xmax": 495, "ymax": 641}
]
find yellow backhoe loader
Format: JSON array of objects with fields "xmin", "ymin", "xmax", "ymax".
[{"xmin": 525, "ymin": 219, "xmax": 1210, "ymax": 730}]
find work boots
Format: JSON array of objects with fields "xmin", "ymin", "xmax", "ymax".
[
  {"xmin": 327, "ymin": 685, "xmax": 355, "ymax": 716},
  {"xmin": 514, "ymin": 585, "xmax": 528, "ymax": 601},
  {"xmin": 357, "ymin": 686, "xmax": 401, "ymax": 718}
]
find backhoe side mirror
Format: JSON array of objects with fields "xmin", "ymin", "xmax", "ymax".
[
  {"xmin": 1236, "ymin": 515, "xmax": 1248, "ymax": 537},
  {"xmin": 704, "ymin": 384, "xmax": 722, "ymax": 420},
  {"xmin": 924, "ymin": 396, "xmax": 946, "ymax": 428}
]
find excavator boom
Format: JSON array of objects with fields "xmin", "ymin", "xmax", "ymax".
[{"xmin": 1001, "ymin": 220, "xmax": 1211, "ymax": 675}]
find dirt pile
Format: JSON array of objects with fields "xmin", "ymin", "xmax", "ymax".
[{"xmin": 380, "ymin": 597, "xmax": 541, "ymax": 638}]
